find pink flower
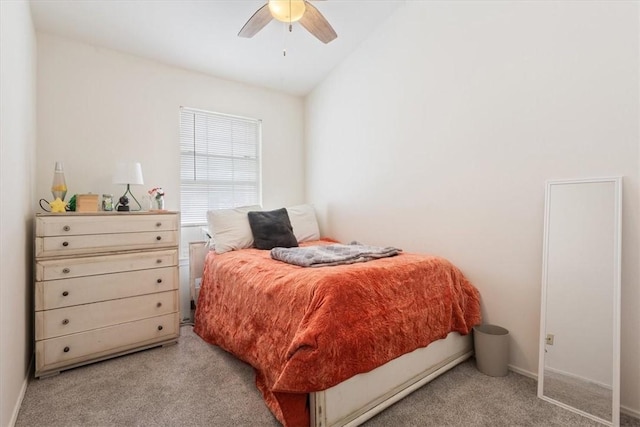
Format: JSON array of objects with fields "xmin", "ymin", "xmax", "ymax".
[{"xmin": 148, "ymin": 187, "xmax": 165, "ymax": 199}]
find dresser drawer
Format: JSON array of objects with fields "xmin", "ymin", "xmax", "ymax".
[
  {"xmin": 35, "ymin": 266, "xmax": 178, "ymax": 310},
  {"xmin": 35, "ymin": 249, "xmax": 177, "ymax": 281},
  {"xmin": 35, "ymin": 313, "xmax": 179, "ymax": 376},
  {"xmin": 36, "ymin": 213, "xmax": 178, "ymax": 237},
  {"xmin": 36, "ymin": 230, "xmax": 178, "ymax": 258},
  {"xmin": 36, "ymin": 290, "xmax": 178, "ymax": 340}
]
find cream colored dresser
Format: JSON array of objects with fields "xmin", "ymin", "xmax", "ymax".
[{"xmin": 34, "ymin": 211, "xmax": 180, "ymax": 378}]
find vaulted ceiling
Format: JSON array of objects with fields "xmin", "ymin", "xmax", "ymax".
[{"xmin": 30, "ymin": 0, "xmax": 402, "ymax": 96}]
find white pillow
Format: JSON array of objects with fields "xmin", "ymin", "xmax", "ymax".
[
  {"xmin": 286, "ymin": 204, "xmax": 320, "ymax": 243},
  {"xmin": 207, "ymin": 205, "xmax": 262, "ymax": 254}
]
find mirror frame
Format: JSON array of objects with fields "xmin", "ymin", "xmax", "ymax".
[{"xmin": 537, "ymin": 177, "xmax": 621, "ymax": 426}]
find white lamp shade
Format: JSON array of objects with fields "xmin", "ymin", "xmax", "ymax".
[{"xmin": 113, "ymin": 161, "xmax": 144, "ymax": 185}]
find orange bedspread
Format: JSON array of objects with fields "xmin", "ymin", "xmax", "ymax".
[{"xmin": 194, "ymin": 240, "xmax": 481, "ymax": 426}]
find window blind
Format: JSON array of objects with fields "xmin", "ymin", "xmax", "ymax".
[{"xmin": 180, "ymin": 107, "xmax": 261, "ymax": 226}]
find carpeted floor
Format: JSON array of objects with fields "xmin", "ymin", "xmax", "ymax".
[
  {"xmin": 543, "ymin": 370, "xmax": 612, "ymax": 421},
  {"xmin": 16, "ymin": 326, "xmax": 640, "ymax": 426}
]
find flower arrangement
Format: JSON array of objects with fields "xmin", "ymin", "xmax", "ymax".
[{"xmin": 148, "ymin": 187, "xmax": 165, "ymax": 210}]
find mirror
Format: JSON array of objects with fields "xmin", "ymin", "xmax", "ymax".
[{"xmin": 538, "ymin": 177, "xmax": 621, "ymax": 426}]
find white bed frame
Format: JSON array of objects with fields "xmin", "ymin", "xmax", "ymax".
[{"xmin": 189, "ymin": 241, "xmax": 473, "ymax": 427}]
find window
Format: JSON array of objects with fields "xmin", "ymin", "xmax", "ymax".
[{"xmin": 179, "ymin": 107, "xmax": 262, "ymax": 227}]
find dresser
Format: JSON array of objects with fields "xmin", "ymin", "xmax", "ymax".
[{"xmin": 34, "ymin": 211, "xmax": 180, "ymax": 378}]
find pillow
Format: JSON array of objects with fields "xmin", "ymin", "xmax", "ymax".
[
  {"xmin": 286, "ymin": 204, "xmax": 320, "ymax": 242},
  {"xmin": 247, "ymin": 208, "xmax": 299, "ymax": 250},
  {"xmin": 207, "ymin": 205, "xmax": 262, "ymax": 254}
]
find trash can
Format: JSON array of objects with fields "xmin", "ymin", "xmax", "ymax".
[{"xmin": 473, "ymin": 324, "xmax": 509, "ymax": 377}]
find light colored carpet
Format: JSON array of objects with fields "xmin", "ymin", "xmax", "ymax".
[
  {"xmin": 16, "ymin": 326, "xmax": 640, "ymax": 426},
  {"xmin": 543, "ymin": 369, "xmax": 612, "ymax": 421}
]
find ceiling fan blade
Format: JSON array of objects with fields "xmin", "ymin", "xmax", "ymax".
[
  {"xmin": 299, "ymin": 2, "xmax": 337, "ymax": 44},
  {"xmin": 238, "ymin": 4, "xmax": 273, "ymax": 38}
]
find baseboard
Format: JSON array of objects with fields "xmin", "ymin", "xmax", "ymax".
[
  {"xmin": 544, "ymin": 365, "xmax": 611, "ymax": 390},
  {"xmin": 621, "ymin": 404, "xmax": 640, "ymax": 420},
  {"xmin": 507, "ymin": 364, "xmax": 640, "ymax": 421},
  {"xmin": 508, "ymin": 364, "xmax": 537, "ymax": 380},
  {"xmin": 9, "ymin": 354, "xmax": 33, "ymax": 427}
]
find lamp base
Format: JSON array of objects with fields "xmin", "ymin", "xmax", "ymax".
[{"xmin": 114, "ymin": 184, "xmax": 142, "ymax": 211}]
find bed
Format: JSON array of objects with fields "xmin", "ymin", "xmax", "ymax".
[{"xmin": 192, "ymin": 238, "xmax": 481, "ymax": 426}]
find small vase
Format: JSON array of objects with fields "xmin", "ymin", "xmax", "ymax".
[{"xmin": 155, "ymin": 196, "xmax": 164, "ymax": 210}]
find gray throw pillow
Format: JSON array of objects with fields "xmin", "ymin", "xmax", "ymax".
[{"xmin": 248, "ymin": 208, "xmax": 299, "ymax": 250}]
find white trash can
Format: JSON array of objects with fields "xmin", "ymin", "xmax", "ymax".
[{"xmin": 473, "ymin": 324, "xmax": 509, "ymax": 377}]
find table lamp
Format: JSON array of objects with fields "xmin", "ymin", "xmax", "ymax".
[{"xmin": 113, "ymin": 161, "xmax": 144, "ymax": 211}]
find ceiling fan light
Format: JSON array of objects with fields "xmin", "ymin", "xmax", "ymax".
[{"xmin": 268, "ymin": 0, "xmax": 306, "ymax": 23}]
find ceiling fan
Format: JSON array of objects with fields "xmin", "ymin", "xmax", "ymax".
[{"xmin": 239, "ymin": 0, "xmax": 338, "ymax": 44}]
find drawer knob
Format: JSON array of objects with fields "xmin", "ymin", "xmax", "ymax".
[
  {"xmin": 63, "ymin": 346, "xmax": 70, "ymax": 353},
  {"xmin": 62, "ymin": 241, "xmax": 69, "ymax": 247},
  {"xmin": 62, "ymin": 268, "xmax": 70, "ymax": 274},
  {"xmin": 156, "ymin": 236, "xmax": 162, "ymax": 241},
  {"xmin": 62, "ymin": 319, "xmax": 69, "ymax": 325},
  {"xmin": 62, "ymin": 291, "xmax": 69, "ymax": 297},
  {"xmin": 156, "ymin": 278, "xmax": 162, "ymax": 284},
  {"xmin": 156, "ymin": 259, "xmax": 162, "ymax": 264},
  {"xmin": 156, "ymin": 222, "xmax": 162, "ymax": 227},
  {"xmin": 156, "ymin": 302, "xmax": 162, "ymax": 308},
  {"xmin": 63, "ymin": 225, "xmax": 70, "ymax": 232},
  {"xmin": 157, "ymin": 325, "xmax": 163, "ymax": 331}
]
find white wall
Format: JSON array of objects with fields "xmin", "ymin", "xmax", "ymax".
[
  {"xmin": 305, "ymin": 1, "xmax": 639, "ymax": 414},
  {"xmin": 36, "ymin": 33, "xmax": 305, "ymax": 211},
  {"xmin": 0, "ymin": 1, "xmax": 37, "ymax": 425},
  {"xmin": 37, "ymin": 33, "xmax": 306, "ymax": 319}
]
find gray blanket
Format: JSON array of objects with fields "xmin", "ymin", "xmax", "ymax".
[{"xmin": 270, "ymin": 242, "xmax": 401, "ymax": 267}]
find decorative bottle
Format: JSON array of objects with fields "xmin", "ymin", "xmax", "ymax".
[{"xmin": 102, "ymin": 194, "xmax": 113, "ymax": 211}]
